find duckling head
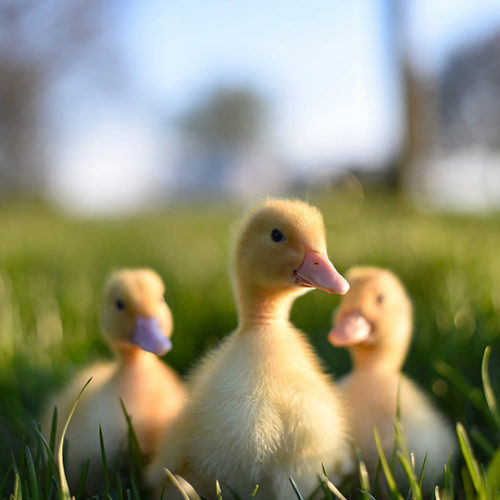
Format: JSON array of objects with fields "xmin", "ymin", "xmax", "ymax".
[
  {"xmin": 101, "ymin": 269, "xmax": 173, "ymax": 356},
  {"xmin": 328, "ymin": 267, "xmax": 412, "ymax": 372},
  {"xmin": 232, "ymin": 199, "xmax": 349, "ymax": 323}
]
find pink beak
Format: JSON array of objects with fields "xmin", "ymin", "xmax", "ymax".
[
  {"xmin": 131, "ymin": 316, "xmax": 172, "ymax": 356},
  {"xmin": 294, "ymin": 251, "xmax": 350, "ymax": 295},
  {"xmin": 328, "ymin": 311, "xmax": 372, "ymax": 346}
]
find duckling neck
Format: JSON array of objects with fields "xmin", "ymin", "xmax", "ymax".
[
  {"xmin": 113, "ymin": 343, "xmax": 155, "ymax": 367},
  {"xmin": 351, "ymin": 345, "xmax": 406, "ymax": 375},
  {"xmin": 236, "ymin": 286, "xmax": 298, "ymax": 330}
]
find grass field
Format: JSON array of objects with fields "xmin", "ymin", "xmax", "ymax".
[{"xmin": 0, "ymin": 189, "xmax": 499, "ymax": 498}]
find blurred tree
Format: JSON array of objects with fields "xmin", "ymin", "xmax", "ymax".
[
  {"xmin": 177, "ymin": 86, "xmax": 268, "ymax": 196},
  {"xmin": 0, "ymin": 0, "xmax": 117, "ymax": 198},
  {"xmin": 181, "ymin": 86, "xmax": 266, "ymax": 153}
]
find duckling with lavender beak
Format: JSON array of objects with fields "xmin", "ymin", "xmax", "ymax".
[
  {"xmin": 148, "ymin": 198, "xmax": 352, "ymax": 499},
  {"xmin": 328, "ymin": 266, "xmax": 455, "ymax": 489},
  {"xmin": 44, "ymin": 268, "xmax": 185, "ymax": 489}
]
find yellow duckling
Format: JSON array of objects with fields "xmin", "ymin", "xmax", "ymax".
[
  {"xmin": 44, "ymin": 268, "xmax": 185, "ymax": 489},
  {"xmin": 149, "ymin": 199, "xmax": 352, "ymax": 499},
  {"xmin": 328, "ymin": 266, "xmax": 455, "ymax": 489}
]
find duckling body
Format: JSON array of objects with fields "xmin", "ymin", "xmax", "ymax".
[
  {"xmin": 173, "ymin": 319, "xmax": 349, "ymax": 497},
  {"xmin": 44, "ymin": 269, "xmax": 185, "ymax": 489},
  {"xmin": 341, "ymin": 371, "xmax": 452, "ymax": 479},
  {"xmin": 328, "ymin": 267, "xmax": 455, "ymax": 489},
  {"xmin": 149, "ymin": 199, "xmax": 352, "ymax": 499}
]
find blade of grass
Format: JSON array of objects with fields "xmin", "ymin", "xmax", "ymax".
[
  {"xmin": 321, "ymin": 464, "xmax": 334, "ymax": 500},
  {"xmin": 14, "ymin": 442, "xmax": 29, "ymax": 500},
  {"xmin": 119, "ymin": 399, "xmax": 144, "ymax": 473},
  {"xmin": 485, "ymin": 443, "xmax": 500, "ymax": 498},
  {"xmin": 416, "ymin": 452, "xmax": 427, "ymax": 490},
  {"xmin": 75, "ymin": 460, "xmax": 90, "ymax": 500},
  {"xmin": 116, "ymin": 473, "xmax": 124, "ymax": 500},
  {"xmin": 461, "ymin": 466, "xmax": 475, "ymax": 500},
  {"xmin": 456, "ymin": 422, "xmax": 487, "ymax": 500},
  {"xmin": 448, "ymin": 453, "xmax": 455, "ymax": 498},
  {"xmin": 481, "ymin": 346, "xmax": 500, "ymax": 430},
  {"xmin": 50, "ymin": 407, "xmax": 58, "ymax": 454},
  {"xmin": 32, "ymin": 423, "xmax": 58, "ymax": 499},
  {"xmin": 163, "ymin": 469, "xmax": 189, "ymax": 500},
  {"xmin": 434, "ymin": 486, "xmax": 441, "ymax": 500},
  {"xmin": 373, "ymin": 460, "xmax": 382, "ymax": 498},
  {"xmin": 392, "ymin": 380, "xmax": 410, "ymax": 472},
  {"xmin": 17, "ymin": 437, "xmax": 27, "ymax": 479},
  {"xmin": 373, "ymin": 428, "xmax": 403, "ymax": 500},
  {"xmin": 358, "ymin": 491, "xmax": 376, "ymax": 500},
  {"xmin": 0, "ymin": 463, "xmax": 13, "ymax": 497},
  {"xmin": 33, "ymin": 425, "xmax": 44, "ymax": 479},
  {"xmin": 25, "ymin": 446, "xmax": 41, "ymax": 500},
  {"xmin": 130, "ymin": 473, "xmax": 142, "ymax": 500},
  {"xmin": 98, "ymin": 425, "xmax": 110, "ymax": 498},
  {"xmin": 21, "ymin": 476, "xmax": 30, "ymax": 500},
  {"xmin": 289, "ymin": 477, "xmax": 304, "ymax": 500},
  {"xmin": 11, "ymin": 472, "xmax": 22, "ymax": 500},
  {"xmin": 32, "ymin": 426, "xmax": 56, "ymax": 466},
  {"xmin": 373, "ymin": 427, "xmax": 403, "ymax": 500},
  {"xmin": 215, "ymin": 479, "xmax": 223, "ymax": 500},
  {"xmin": 396, "ymin": 451, "xmax": 422, "ymax": 500},
  {"xmin": 45, "ymin": 479, "xmax": 55, "ymax": 500},
  {"xmin": 57, "ymin": 377, "xmax": 93, "ymax": 500},
  {"xmin": 11, "ymin": 452, "xmax": 20, "ymax": 477},
  {"xmin": 356, "ymin": 450, "xmax": 371, "ymax": 497},
  {"xmin": 324, "ymin": 479, "xmax": 348, "ymax": 500},
  {"xmin": 249, "ymin": 484, "xmax": 259, "ymax": 498}
]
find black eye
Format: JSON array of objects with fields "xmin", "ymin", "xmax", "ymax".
[
  {"xmin": 270, "ymin": 228, "xmax": 286, "ymax": 243},
  {"xmin": 376, "ymin": 294, "xmax": 385, "ymax": 304},
  {"xmin": 115, "ymin": 299, "xmax": 125, "ymax": 311}
]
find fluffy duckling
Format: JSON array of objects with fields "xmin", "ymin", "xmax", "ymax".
[
  {"xmin": 44, "ymin": 269, "xmax": 185, "ymax": 489},
  {"xmin": 328, "ymin": 266, "xmax": 455, "ymax": 489},
  {"xmin": 149, "ymin": 199, "xmax": 352, "ymax": 500}
]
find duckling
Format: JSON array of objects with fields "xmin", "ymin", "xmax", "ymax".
[
  {"xmin": 328, "ymin": 266, "xmax": 455, "ymax": 489},
  {"xmin": 148, "ymin": 199, "xmax": 352, "ymax": 500},
  {"xmin": 44, "ymin": 268, "xmax": 185, "ymax": 489}
]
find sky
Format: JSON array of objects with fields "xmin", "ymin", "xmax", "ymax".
[
  {"xmin": 406, "ymin": 0, "xmax": 500, "ymax": 73},
  {"xmin": 120, "ymin": 1, "xmax": 400, "ymax": 166},
  {"xmin": 46, "ymin": 0, "xmax": 500, "ymax": 215}
]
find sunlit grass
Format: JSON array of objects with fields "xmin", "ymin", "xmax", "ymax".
[{"xmin": 0, "ymin": 190, "xmax": 500, "ymax": 498}]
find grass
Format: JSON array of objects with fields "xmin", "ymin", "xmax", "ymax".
[{"xmin": 0, "ymin": 188, "xmax": 499, "ymax": 498}]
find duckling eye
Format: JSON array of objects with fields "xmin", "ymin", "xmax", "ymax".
[
  {"xmin": 270, "ymin": 228, "xmax": 286, "ymax": 243},
  {"xmin": 160, "ymin": 296, "xmax": 165, "ymax": 303},
  {"xmin": 376, "ymin": 294, "xmax": 385, "ymax": 305},
  {"xmin": 115, "ymin": 299, "xmax": 126, "ymax": 311}
]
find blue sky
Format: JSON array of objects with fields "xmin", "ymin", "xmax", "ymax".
[
  {"xmin": 120, "ymin": 0, "xmax": 401, "ymax": 166},
  {"xmin": 47, "ymin": 0, "xmax": 500, "ymax": 214}
]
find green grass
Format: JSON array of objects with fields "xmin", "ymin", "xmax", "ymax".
[{"xmin": 0, "ymin": 189, "xmax": 500, "ymax": 498}]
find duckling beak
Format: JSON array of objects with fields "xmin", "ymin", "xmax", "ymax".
[
  {"xmin": 131, "ymin": 316, "xmax": 172, "ymax": 356},
  {"xmin": 328, "ymin": 312, "xmax": 371, "ymax": 346},
  {"xmin": 294, "ymin": 251, "xmax": 350, "ymax": 295}
]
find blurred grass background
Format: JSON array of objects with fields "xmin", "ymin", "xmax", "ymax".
[{"xmin": 1, "ymin": 189, "xmax": 499, "ymax": 485}]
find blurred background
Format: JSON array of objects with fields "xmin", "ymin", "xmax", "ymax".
[
  {"xmin": 1, "ymin": 0, "xmax": 500, "ymax": 214},
  {"xmin": 1, "ymin": 0, "xmax": 500, "ymax": 494}
]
